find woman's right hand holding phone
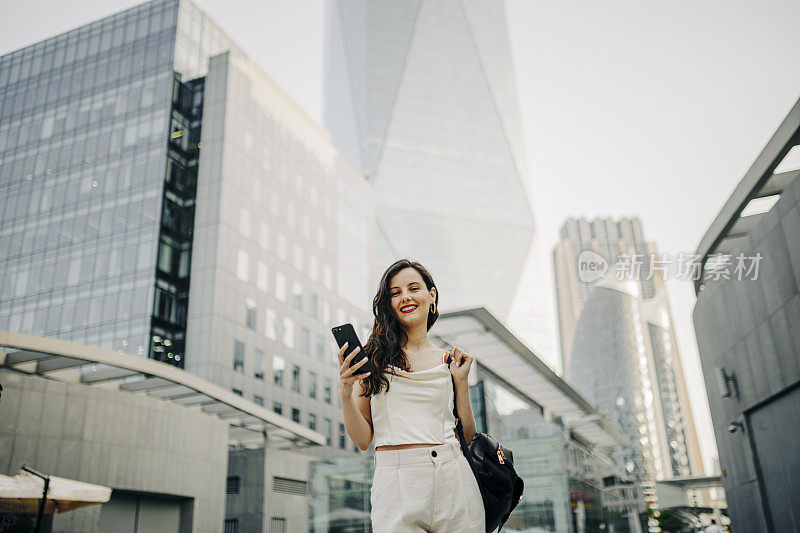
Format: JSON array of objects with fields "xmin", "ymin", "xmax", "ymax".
[{"xmin": 337, "ymin": 342, "xmax": 370, "ymax": 398}]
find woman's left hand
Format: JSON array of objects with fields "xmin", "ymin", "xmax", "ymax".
[{"xmin": 447, "ymin": 346, "xmax": 473, "ymax": 383}]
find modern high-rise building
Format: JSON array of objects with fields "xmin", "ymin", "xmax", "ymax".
[
  {"xmin": 553, "ymin": 217, "xmax": 655, "ymax": 376},
  {"xmin": 0, "ymin": 0, "xmax": 375, "ymax": 530},
  {"xmin": 553, "ymin": 217, "xmax": 703, "ymax": 484},
  {"xmin": 322, "ymin": 0, "xmax": 558, "ymax": 366}
]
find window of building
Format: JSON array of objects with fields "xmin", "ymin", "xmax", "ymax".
[
  {"xmin": 257, "ymin": 262, "xmax": 268, "ymax": 292},
  {"xmin": 310, "ymin": 294, "xmax": 318, "ymax": 319},
  {"xmin": 261, "ymin": 146, "xmax": 271, "ymax": 171},
  {"xmin": 273, "ymin": 355, "xmax": 284, "ymax": 387},
  {"xmin": 323, "ymin": 264, "xmax": 332, "ymax": 290},
  {"xmin": 232, "ymin": 388, "xmax": 242, "ymax": 396},
  {"xmin": 254, "ymin": 349, "xmax": 265, "ymax": 380},
  {"xmin": 273, "ymin": 401, "xmax": 282, "ymax": 415},
  {"xmin": 239, "ymin": 208, "xmax": 250, "ymax": 238},
  {"xmin": 324, "ymin": 418, "xmax": 332, "ymax": 446},
  {"xmin": 270, "ymin": 193, "xmax": 279, "ymax": 217},
  {"xmin": 293, "ymin": 244, "xmax": 302, "ymax": 271},
  {"xmin": 282, "ymin": 317, "xmax": 294, "ymax": 348},
  {"xmin": 301, "ymin": 327, "xmax": 309, "ymax": 356},
  {"xmin": 265, "ymin": 308, "xmax": 277, "ymax": 340},
  {"xmin": 308, "ymin": 413, "xmax": 317, "ymax": 431},
  {"xmin": 323, "ymin": 300, "xmax": 331, "ymax": 326},
  {"xmin": 317, "ymin": 226, "xmax": 325, "ymax": 249},
  {"xmin": 233, "ymin": 341, "xmax": 244, "ymax": 373},
  {"xmin": 302, "ymin": 214, "xmax": 311, "ymax": 239},
  {"xmin": 324, "ymin": 378, "xmax": 331, "ymax": 404},
  {"xmin": 252, "ymin": 177, "xmax": 262, "ymax": 204},
  {"xmin": 237, "ymin": 249, "xmax": 249, "ymax": 281},
  {"xmin": 291, "ymin": 408, "xmax": 300, "ymax": 423},
  {"xmin": 292, "ymin": 282, "xmax": 302, "ymax": 311},
  {"xmin": 224, "ymin": 519, "xmax": 238, "ymax": 533},
  {"xmin": 254, "ymin": 395, "xmax": 263, "ymax": 406},
  {"xmin": 275, "ymin": 271, "xmax": 286, "ymax": 301},
  {"xmin": 338, "ymin": 423, "xmax": 346, "ymax": 449},
  {"xmin": 259, "ymin": 221, "xmax": 269, "ymax": 250},
  {"xmin": 245, "ymin": 298, "xmax": 256, "ymax": 330},
  {"xmin": 308, "ymin": 371, "xmax": 317, "ymax": 399},
  {"xmin": 277, "ymin": 233, "xmax": 287, "ymax": 261},
  {"xmin": 316, "ymin": 335, "xmax": 324, "ymax": 361},
  {"xmin": 291, "ymin": 364, "xmax": 300, "ymax": 393},
  {"xmin": 286, "ymin": 202, "xmax": 295, "ymax": 228},
  {"xmin": 309, "ymin": 254, "xmax": 318, "ymax": 281}
]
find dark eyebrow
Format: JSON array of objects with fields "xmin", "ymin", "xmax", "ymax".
[{"xmin": 390, "ymin": 282, "xmax": 421, "ymax": 290}]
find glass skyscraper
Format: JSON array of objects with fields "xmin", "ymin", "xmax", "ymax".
[
  {"xmin": 0, "ymin": 0, "xmax": 180, "ymax": 362},
  {"xmin": 323, "ymin": 0, "xmax": 557, "ymax": 365}
]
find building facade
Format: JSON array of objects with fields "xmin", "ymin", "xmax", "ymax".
[
  {"xmin": 693, "ymin": 94, "xmax": 800, "ymax": 532},
  {"xmin": 0, "ymin": 0, "xmax": 374, "ymax": 451},
  {"xmin": 0, "ymin": 1, "xmax": 376, "ymax": 531},
  {"xmin": 322, "ymin": 0, "xmax": 558, "ymax": 365},
  {"xmin": 554, "ymin": 218, "xmax": 703, "ymax": 486},
  {"xmin": 0, "ymin": 0, "xmax": 180, "ymax": 362},
  {"xmin": 1, "ymin": 330, "xmax": 326, "ymax": 532}
]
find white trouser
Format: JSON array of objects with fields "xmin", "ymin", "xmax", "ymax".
[{"xmin": 370, "ymin": 440, "xmax": 485, "ymax": 532}]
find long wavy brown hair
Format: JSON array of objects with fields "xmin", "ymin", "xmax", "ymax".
[{"xmin": 358, "ymin": 258, "xmax": 440, "ymax": 397}]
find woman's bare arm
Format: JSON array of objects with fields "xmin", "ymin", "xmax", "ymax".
[
  {"xmin": 340, "ymin": 377, "xmax": 373, "ymax": 451},
  {"xmin": 454, "ymin": 378, "xmax": 477, "ymax": 444}
]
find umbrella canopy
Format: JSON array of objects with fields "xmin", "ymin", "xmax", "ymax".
[{"xmin": 0, "ymin": 470, "xmax": 111, "ymax": 514}]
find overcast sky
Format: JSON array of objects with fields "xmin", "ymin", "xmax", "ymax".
[{"xmin": 4, "ymin": 0, "xmax": 800, "ymax": 474}]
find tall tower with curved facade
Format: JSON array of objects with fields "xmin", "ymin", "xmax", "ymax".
[
  {"xmin": 323, "ymin": 0, "xmax": 557, "ymax": 364},
  {"xmin": 555, "ymin": 217, "xmax": 703, "ymax": 482}
]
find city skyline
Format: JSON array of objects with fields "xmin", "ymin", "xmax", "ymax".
[{"xmin": 4, "ymin": 0, "xmax": 800, "ymax": 479}]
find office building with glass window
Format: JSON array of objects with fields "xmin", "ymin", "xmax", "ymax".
[{"xmin": 0, "ymin": 0, "xmax": 375, "ymax": 531}]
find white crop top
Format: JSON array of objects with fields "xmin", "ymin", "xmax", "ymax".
[{"xmin": 371, "ymin": 350, "xmax": 459, "ymax": 447}]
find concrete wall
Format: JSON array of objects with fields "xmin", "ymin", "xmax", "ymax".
[
  {"xmin": 693, "ymin": 174, "xmax": 800, "ymax": 532},
  {"xmin": 226, "ymin": 448, "xmax": 265, "ymax": 532},
  {"xmin": 0, "ymin": 370, "xmax": 229, "ymax": 532},
  {"xmin": 225, "ymin": 443, "xmax": 315, "ymax": 532}
]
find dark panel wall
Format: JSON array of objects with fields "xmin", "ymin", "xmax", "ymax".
[{"xmin": 693, "ymin": 174, "xmax": 800, "ymax": 532}]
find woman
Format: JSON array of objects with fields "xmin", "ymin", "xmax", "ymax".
[{"xmin": 337, "ymin": 258, "xmax": 485, "ymax": 532}]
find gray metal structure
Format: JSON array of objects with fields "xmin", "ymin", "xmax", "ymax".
[
  {"xmin": 429, "ymin": 307, "xmax": 628, "ymax": 449},
  {"xmin": 0, "ymin": 329, "xmax": 326, "ymax": 448},
  {"xmin": 693, "ymin": 95, "xmax": 800, "ymax": 532}
]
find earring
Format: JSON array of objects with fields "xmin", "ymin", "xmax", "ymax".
[{"xmin": 430, "ymin": 302, "xmax": 436, "ymax": 314}]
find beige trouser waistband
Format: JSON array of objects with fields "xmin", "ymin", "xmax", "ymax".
[{"xmin": 374, "ymin": 441, "xmax": 463, "ymax": 467}]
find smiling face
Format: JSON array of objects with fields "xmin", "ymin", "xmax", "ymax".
[{"xmin": 388, "ymin": 267, "xmax": 436, "ymax": 326}]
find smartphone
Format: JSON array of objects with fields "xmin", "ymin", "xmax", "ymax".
[{"xmin": 331, "ymin": 323, "xmax": 374, "ymax": 375}]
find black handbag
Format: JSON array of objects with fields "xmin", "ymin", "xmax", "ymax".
[{"xmin": 451, "ymin": 378, "xmax": 524, "ymax": 532}]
